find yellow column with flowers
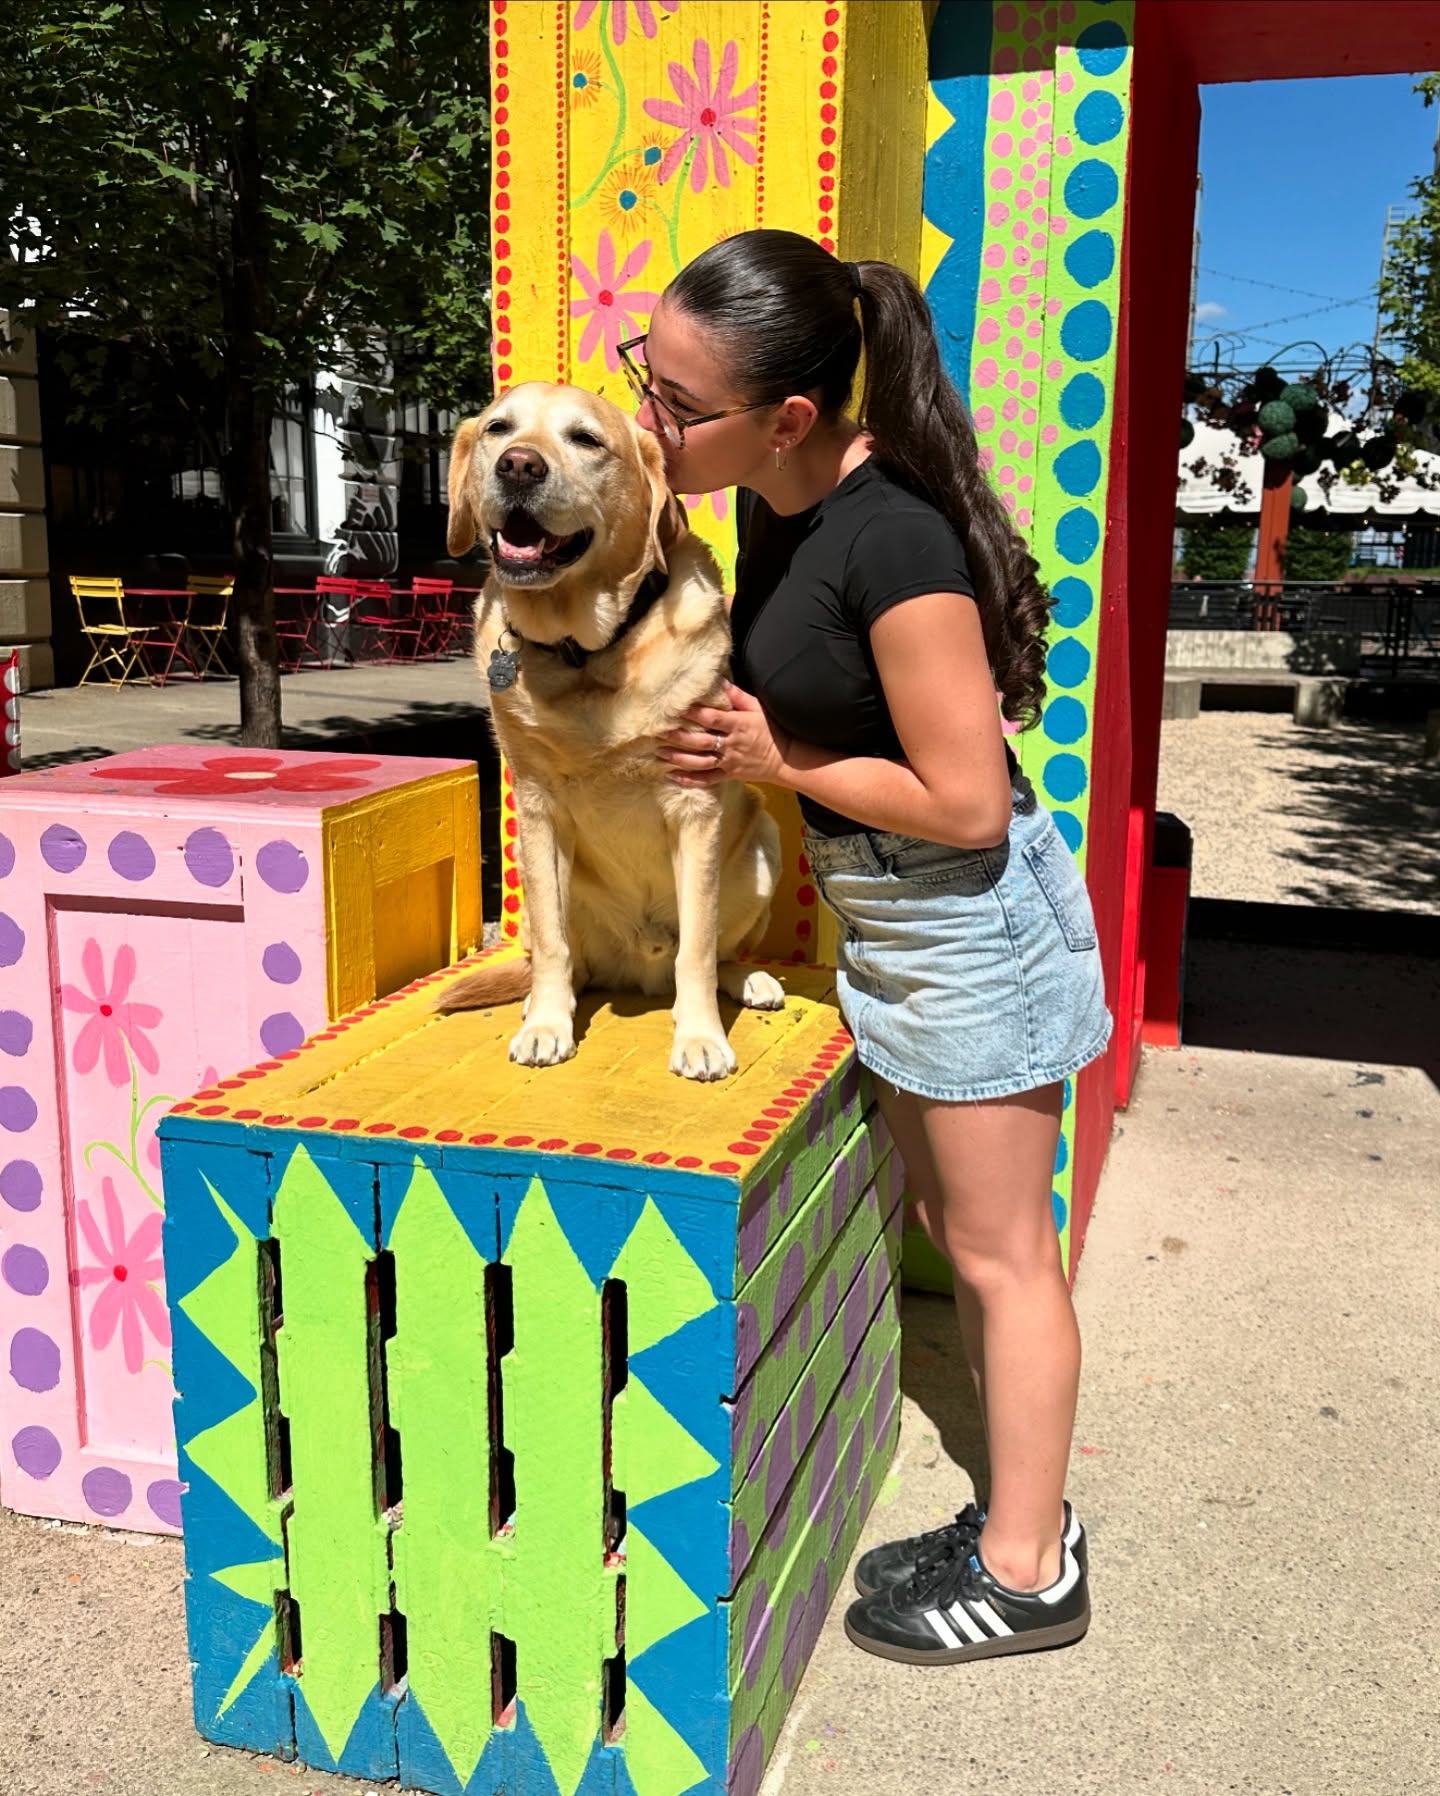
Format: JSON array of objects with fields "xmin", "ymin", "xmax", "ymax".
[{"xmin": 491, "ymin": 0, "xmax": 930, "ymax": 960}]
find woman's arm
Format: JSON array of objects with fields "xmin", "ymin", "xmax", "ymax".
[{"xmin": 660, "ymin": 591, "xmax": 1016, "ymax": 849}]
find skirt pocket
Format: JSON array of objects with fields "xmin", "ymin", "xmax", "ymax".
[{"xmin": 1022, "ymin": 823, "xmax": 1098, "ymax": 952}]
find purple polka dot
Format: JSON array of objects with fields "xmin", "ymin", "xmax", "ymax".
[
  {"xmin": 805, "ymin": 1093, "xmax": 824, "ymax": 1148},
  {"xmin": 0, "ymin": 833, "xmax": 12, "ymax": 877},
  {"xmin": 742, "ymin": 1584, "xmax": 772, "ymax": 1689},
  {"xmin": 730, "ymin": 1381, "xmax": 753, "ymax": 1459},
  {"xmin": 772, "ymin": 1241, "xmax": 806, "ymax": 1332},
  {"xmin": 873, "ymin": 1254, "xmax": 892, "ymax": 1312},
  {"xmin": 829, "ymin": 1491, "xmax": 846, "ymax": 1550},
  {"xmin": 259, "ymin": 1012, "xmax": 305, "ymax": 1056},
  {"xmin": 0, "ymin": 1160, "xmax": 41, "ymax": 1211},
  {"xmin": 262, "ymin": 942, "xmax": 302, "ymax": 985},
  {"xmin": 845, "ymin": 1426, "xmax": 865, "ymax": 1496},
  {"xmin": 830, "ymin": 1156, "xmax": 852, "ymax": 1235},
  {"xmin": 876, "ymin": 1353, "xmax": 898, "ymax": 1434},
  {"xmin": 775, "ymin": 1163, "xmax": 795, "ymax": 1217},
  {"xmin": 746, "ymin": 1413, "xmax": 769, "ymax": 1474},
  {"xmin": 844, "ymin": 1345, "xmax": 865, "ymax": 1400},
  {"xmin": 798, "ymin": 1300, "xmax": 814, "ymax": 1355},
  {"xmin": 0, "ymin": 914, "xmax": 23, "ymax": 967},
  {"xmin": 763, "ymin": 1485, "xmax": 793, "ymax": 1550},
  {"xmin": 782, "ymin": 1589, "xmax": 808, "ymax": 1692},
  {"xmin": 183, "ymin": 827, "xmax": 234, "ymax": 888},
  {"xmin": 809, "ymin": 1414, "xmax": 839, "ymax": 1521},
  {"xmin": 823, "ymin": 1268, "xmax": 841, "ymax": 1327},
  {"xmin": 0, "ymin": 1011, "xmax": 32, "ymax": 1057},
  {"xmin": 2, "ymin": 1243, "xmax": 48, "ymax": 1294},
  {"xmin": 147, "ymin": 1478, "xmax": 185, "ymax": 1528},
  {"xmin": 729, "ymin": 1724, "xmax": 766, "ymax": 1796},
  {"xmin": 256, "ymin": 839, "xmax": 309, "ymax": 894},
  {"xmin": 798, "ymin": 1374, "xmax": 817, "ymax": 1446},
  {"xmin": 735, "ymin": 1301, "xmax": 760, "ymax": 1379},
  {"xmin": 811, "ymin": 1209, "xmax": 824, "ymax": 1254},
  {"xmin": 9, "ymin": 1327, "xmax": 60, "ymax": 1392},
  {"xmin": 107, "ymin": 831, "xmax": 155, "ymax": 881},
  {"xmin": 737, "ymin": 1182, "xmax": 771, "ymax": 1280},
  {"xmin": 803, "ymin": 1561, "xmax": 831, "ymax": 1664},
  {"xmin": 0, "ymin": 1088, "xmax": 37, "ymax": 1133},
  {"xmin": 11, "ymin": 1424, "xmax": 61, "ymax": 1479},
  {"xmin": 843, "ymin": 1270, "xmax": 870, "ymax": 1359},
  {"xmin": 860, "ymin": 1472, "xmax": 874, "ymax": 1517},
  {"xmin": 765, "ymin": 1411, "xmax": 796, "ymax": 1516},
  {"xmin": 40, "ymin": 824, "xmax": 86, "ymax": 873},
  {"xmin": 730, "ymin": 1516, "xmax": 751, "ymax": 1572},
  {"xmin": 82, "ymin": 1466, "xmax": 133, "ymax": 1517}
]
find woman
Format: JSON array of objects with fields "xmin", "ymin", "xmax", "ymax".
[{"xmin": 626, "ymin": 228, "xmax": 1111, "ymax": 1666}]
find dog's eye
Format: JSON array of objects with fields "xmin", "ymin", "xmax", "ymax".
[
  {"xmin": 568, "ymin": 429, "xmax": 604, "ymax": 450},
  {"xmin": 484, "ymin": 419, "xmax": 511, "ymax": 436}
]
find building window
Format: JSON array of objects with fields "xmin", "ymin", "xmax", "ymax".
[{"xmin": 271, "ymin": 387, "xmax": 317, "ymax": 539}]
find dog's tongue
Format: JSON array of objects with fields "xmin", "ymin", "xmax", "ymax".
[{"xmin": 498, "ymin": 511, "xmax": 569, "ymax": 562}]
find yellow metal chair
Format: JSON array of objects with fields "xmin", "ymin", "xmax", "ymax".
[
  {"xmin": 71, "ymin": 577, "xmax": 143, "ymax": 685},
  {"xmin": 184, "ymin": 574, "xmax": 233, "ymax": 678}
]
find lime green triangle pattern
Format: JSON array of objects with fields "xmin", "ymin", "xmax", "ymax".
[
  {"xmin": 272, "ymin": 1144, "xmax": 391, "ymax": 1764},
  {"xmin": 212, "ymin": 1557, "xmax": 288, "ymax": 1717},
  {"xmin": 613, "ymin": 1375, "xmax": 719, "ymax": 1511},
  {"xmin": 615, "ymin": 1198, "xmax": 717, "ymax": 1356},
  {"xmin": 387, "ymin": 1160, "xmax": 498, "ymax": 1789},
  {"xmin": 623, "ymin": 1680, "xmax": 708, "ymax": 1796},
  {"xmin": 505, "ymin": 1176, "xmax": 612, "ymax": 1796},
  {"xmin": 179, "ymin": 1181, "xmax": 280, "ymax": 1546},
  {"xmin": 624, "ymin": 1525, "xmax": 706, "ymax": 1662}
]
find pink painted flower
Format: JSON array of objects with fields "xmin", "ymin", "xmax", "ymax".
[
  {"xmin": 574, "ymin": 0, "xmax": 679, "ymax": 45},
  {"xmin": 98, "ymin": 752, "xmax": 381, "ymax": 797},
  {"xmin": 77, "ymin": 1178, "xmax": 170, "ymax": 1374},
  {"xmin": 61, "ymin": 940, "xmax": 162, "ymax": 1086},
  {"xmin": 571, "ymin": 232, "xmax": 661, "ymax": 371},
  {"xmin": 643, "ymin": 39, "xmax": 757, "ymax": 192},
  {"xmin": 684, "ymin": 488, "xmax": 730, "ymax": 521}
]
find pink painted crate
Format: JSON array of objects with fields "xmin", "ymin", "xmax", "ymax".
[{"xmin": 0, "ymin": 746, "xmax": 480, "ymax": 1532}]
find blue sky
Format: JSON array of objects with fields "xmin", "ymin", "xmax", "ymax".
[{"xmin": 1193, "ymin": 75, "xmax": 1437, "ymax": 376}]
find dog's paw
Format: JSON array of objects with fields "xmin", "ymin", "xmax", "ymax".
[
  {"xmin": 510, "ymin": 1019, "xmax": 576, "ymax": 1067},
  {"xmin": 671, "ymin": 1032, "xmax": 738, "ymax": 1082},
  {"xmin": 738, "ymin": 970, "xmax": 785, "ymax": 1010}
]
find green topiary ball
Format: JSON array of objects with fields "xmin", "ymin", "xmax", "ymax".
[
  {"xmin": 1258, "ymin": 400, "xmax": 1297, "ymax": 436},
  {"xmin": 1326, "ymin": 430, "xmax": 1361, "ymax": 465},
  {"xmin": 1361, "ymin": 434, "xmax": 1396, "ymax": 471},
  {"xmin": 1279, "ymin": 382, "xmax": 1321, "ymax": 416},
  {"xmin": 1253, "ymin": 365, "xmax": 1286, "ymax": 402},
  {"xmin": 1290, "ymin": 485, "xmax": 1309, "ymax": 511},
  {"xmin": 1296, "ymin": 405, "xmax": 1327, "ymax": 444},
  {"xmin": 1260, "ymin": 431, "xmax": 1299, "ymax": 462},
  {"xmin": 1290, "ymin": 443, "xmax": 1323, "ymax": 476}
]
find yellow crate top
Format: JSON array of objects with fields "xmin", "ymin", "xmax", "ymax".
[{"xmin": 171, "ymin": 945, "xmax": 853, "ymax": 1177}]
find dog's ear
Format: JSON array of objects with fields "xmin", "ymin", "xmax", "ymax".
[
  {"xmin": 447, "ymin": 417, "xmax": 483, "ymax": 556},
  {"xmin": 640, "ymin": 429, "xmax": 688, "ymax": 575}
]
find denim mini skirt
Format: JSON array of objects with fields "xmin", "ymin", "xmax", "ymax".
[{"xmin": 803, "ymin": 780, "xmax": 1112, "ymax": 1104}]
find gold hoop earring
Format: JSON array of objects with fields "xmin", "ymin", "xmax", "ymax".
[{"xmin": 775, "ymin": 441, "xmax": 790, "ymax": 471}]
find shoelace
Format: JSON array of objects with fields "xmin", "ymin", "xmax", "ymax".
[
  {"xmin": 901, "ymin": 1544, "xmax": 990, "ymax": 1610},
  {"xmin": 907, "ymin": 1501, "xmax": 985, "ymax": 1582}
]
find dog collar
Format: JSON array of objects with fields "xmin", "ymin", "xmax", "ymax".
[{"xmin": 488, "ymin": 566, "xmax": 670, "ymax": 692}]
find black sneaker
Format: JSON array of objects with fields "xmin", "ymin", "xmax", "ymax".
[
  {"xmin": 853, "ymin": 1500, "xmax": 1086, "ymax": 1598},
  {"xmin": 844, "ymin": 1539, "xmax": 1089, "ymax": 1664}
]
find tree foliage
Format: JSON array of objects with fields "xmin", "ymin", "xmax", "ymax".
[
  {"xmin": 0, "ymin": 2, "xmax": 492, "ymax": 742},
  {"xmin": 1180, "ymin": 524, "xmax": 1254, "ymax": 582},
  {"xmin": 1282, "ymin": 527, "xmax": 1353, "ymax": 582},
  {"xmin": 1379, "ymin": 73, "xmax": 1440, "ymax": 418}
]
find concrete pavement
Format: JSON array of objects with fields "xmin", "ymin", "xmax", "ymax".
[{"xmin": 4, "ymin": 934, "xmax": 1435, "ymax": 1796}]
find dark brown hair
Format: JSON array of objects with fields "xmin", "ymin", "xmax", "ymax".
[{"xmin": 666, "ymin": 229, "xmax": 1052, "ymax": 726}]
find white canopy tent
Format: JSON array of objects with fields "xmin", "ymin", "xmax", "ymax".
[{"xmin": 1175, "ymin": 410, "xmax": 1440, "ymax": 521}]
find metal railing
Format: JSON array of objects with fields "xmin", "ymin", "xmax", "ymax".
[{"xmin": 1168, "ymin": 580, "xmax": 1440, "ymax": 674}]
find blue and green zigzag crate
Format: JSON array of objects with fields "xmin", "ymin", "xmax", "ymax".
[{"xmin": 160, "ymin": 946, "xmax": 902, "ymax": 1796}]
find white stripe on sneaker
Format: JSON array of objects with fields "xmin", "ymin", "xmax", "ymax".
[
  {"xmin": 1064, "ymin": 1505, "xmax": 1082, "ymax": 1550},
  {"xmin": 1038, "ymin": 1546, "xmax": 1081, "ymax": 1606},
  {"xmin": 968, "ymin": 1598, "xmax": 1014, "ymax": 1637},
  {"xmin": 947, "ymin": 1602, "xmax": 988, "ymax": 1645},
  {"xmin": 923, "ymin": 1608, "xmax": 963, "ymax": 1650}
]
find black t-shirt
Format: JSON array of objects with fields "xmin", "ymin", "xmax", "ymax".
[{"xmin": 731, "ymin": 459, "xmax": 976, "ymax": 836}]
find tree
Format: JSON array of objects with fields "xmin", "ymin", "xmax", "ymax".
[
  {"xmin": 1379, "ymin": 74, "xmax": 1440, "ymax": 426},
  {"xmin": 1180, "ymin": 524, "xmax": 1254, "ymax": 582},
  {"xmin": 0, "ymin": 3, "xmax": 492, "ymax": 744},
  {"xmin": 1282, "ymin": 526, "xmax": 1353, "ymax": 583}
]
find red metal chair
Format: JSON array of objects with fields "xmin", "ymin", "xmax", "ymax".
[
  {"xmin": 414, "ymin": 577, "xmax": 472, "ymax": 658},
  {"xmin": 274, "ymin": 586, "xmax": 323, "ymax": 673}
]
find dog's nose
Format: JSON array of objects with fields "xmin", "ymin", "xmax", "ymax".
[{"xmin": 496, "ymin": 446, "xmax": 549, "ymax": 486}]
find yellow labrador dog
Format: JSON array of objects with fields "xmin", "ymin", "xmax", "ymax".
[{"xmin": 438, "ymin": 381, "xmax": 783, "ymax": 1079}]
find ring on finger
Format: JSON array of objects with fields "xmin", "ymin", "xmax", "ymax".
[{"xmin": 711, "ymin": 730, "xmax": 724, "ymax": 759}]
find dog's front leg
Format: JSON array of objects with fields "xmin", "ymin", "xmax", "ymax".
[
  {"xmin": 667, "ymin": 794, "xmax": 737, "ymax": 1082},
  {"xmin": 510, "ymin": 779, "xmax": 579, "ymax": 1067}
]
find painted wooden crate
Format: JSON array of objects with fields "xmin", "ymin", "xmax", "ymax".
[
  {"xmin": 160, "ymin": 948, "xmax": 901, "ymax": 1796},
  {"xmin": 0, "ymin": 746, "xmax": 480, "ymax": 1533}
]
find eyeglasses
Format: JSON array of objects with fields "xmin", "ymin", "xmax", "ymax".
[{"xmin": 618, "ymin": 334, "xmax": 772, "ymax": 450}]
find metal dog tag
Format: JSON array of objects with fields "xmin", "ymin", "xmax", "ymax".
[{"xmin": 488, "ymin": 647, "xmax": 520, "ymax": 692}]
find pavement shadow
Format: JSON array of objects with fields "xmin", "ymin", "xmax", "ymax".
[
  {"xmin": 1254, "ymin": 717, "xmax": 1440, "ymax": 910},
  {"xmin": 895, "ymin": 1290, "xmax": 990, "ymax": 1501},
  {"xmin": 1184, "ymin": 936, "xmax": 1440, "ymax": 1089}
]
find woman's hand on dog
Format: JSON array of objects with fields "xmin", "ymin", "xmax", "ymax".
[{"xmin": 657, "ymin": 682, "xmax": 791, "ymax": 788}]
